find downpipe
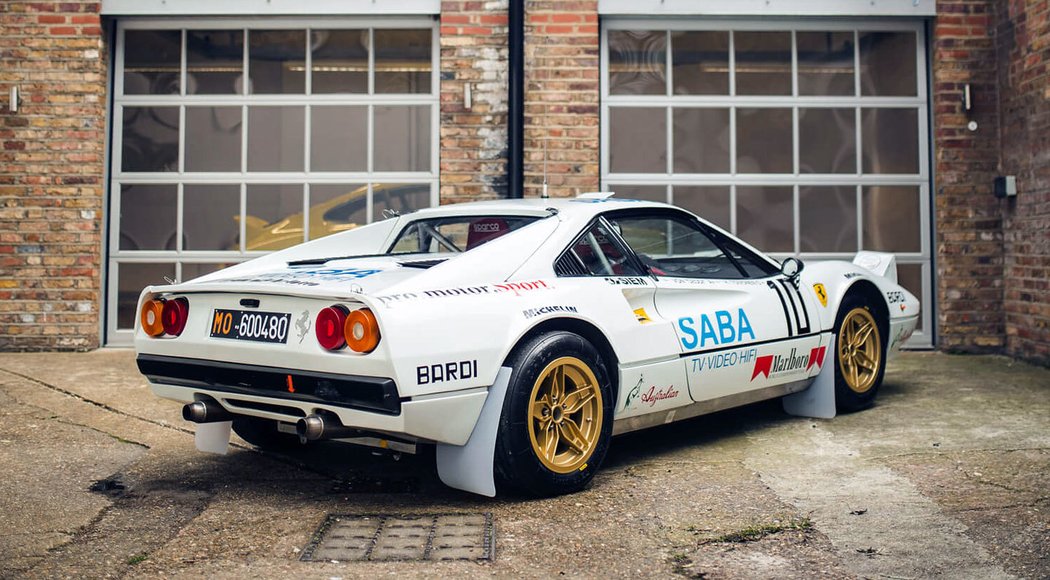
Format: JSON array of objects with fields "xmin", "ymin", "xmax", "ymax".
[
  {"xmin": 296, "ymin": 414, "xmax": 357, "ymax": 443},
  {"xmin": 182, "ymin": 400, "xmax": 231, "ymax": 423}
]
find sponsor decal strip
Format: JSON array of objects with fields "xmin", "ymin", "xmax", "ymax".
[
  {"xmin": 676, "ymin": 330, "xmax": 828, "ymax": 358},
  {"xmin": 750, "ymin": 346, "xmax": 827, "ymax": 381},
  {"xmin": 523, "ymin": 305, "xmax": 578, "ymax": 319}
]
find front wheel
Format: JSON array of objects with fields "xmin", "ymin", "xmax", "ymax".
[
  {"xmin": 833, "ymin": 295, "xmax": 887, "ymax": 412},
  {"xmin": 494, "ymin": 331, "xmax": 613, "ymax": 496}
]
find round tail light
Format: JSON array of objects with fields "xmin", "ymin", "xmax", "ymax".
[
  {"xmin": 316, "ymin": 306, "xmax": 348, "ymax": 350},
  {"xmin": 344, "ymin": 308, "xmax": 380, "ymax": 353},
  {"xmin": 161, "ymin": 297, "xmax": 189, "ymax": 336},
  {"xmin": 140, "ymin": 299, "xmax": 166, "ymax": 337}
]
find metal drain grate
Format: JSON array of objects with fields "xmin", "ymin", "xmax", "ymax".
[{"xmin": 301, "ymin": 513, "xmax": 494, "ymax": 562}]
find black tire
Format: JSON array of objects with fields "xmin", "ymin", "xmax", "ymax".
[
  {"xmin": 833, "ymin": 293, "xmax": 888, "ymax": 413},
  {"xmin": 494, "ymin": 331, "xmax": 614, "ymax": 497},
  {"xmin": 231, "ymin": 416, "xmax": 299, "ymax": 450}
]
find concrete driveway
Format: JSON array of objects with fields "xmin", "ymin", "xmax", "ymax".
[{"xmin": 0, "ymin": 350, "xmax": 1046, "ymax": 579}]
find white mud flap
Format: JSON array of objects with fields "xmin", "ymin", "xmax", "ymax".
[
  {"xmin": 782, "ymin": 334, "xmax": 837, "ymax": 419},
  {"xmin": 435, "ymin": 367, "xmax": 512, "ymax": 497},
  {"xmin": 195, "ymin": 420, "xmax": 232, "ymax": 454}
]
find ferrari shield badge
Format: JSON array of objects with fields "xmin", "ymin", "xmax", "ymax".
[{"xmin": 813, "ymin": 284, "xmax": 828, "ymax": 307}]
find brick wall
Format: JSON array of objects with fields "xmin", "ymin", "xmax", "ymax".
[
  {"xmin": 439, "ymin": 0, "xmax": 510, "ymax": 203},
  {"xmin": 932, "ymin": 0, "xmax": 1005, "ymax": 352},
  {"xmin": 523, "ymin": 0, "xmax": 599, "ymax": 197},
  {"xmin": 996, "ymin": 0, "xmax": 1050, "ymax": 365},
  {"xmin": 0, "ymin": 1, "xmax": 106, "ymax": 351}
]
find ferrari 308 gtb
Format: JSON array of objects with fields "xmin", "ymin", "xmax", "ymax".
[{"xmin": 135, "ymin": 193, "xmax": 919, "ymax": 497}]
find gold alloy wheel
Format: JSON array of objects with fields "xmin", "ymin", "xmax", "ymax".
[
  {"xmin": 527, "ymin": 356, "xmax": 604, "ymax": 474},
  {"xmin": 838, "ymin": 307, "xmax": 882, "ymax": 394}
]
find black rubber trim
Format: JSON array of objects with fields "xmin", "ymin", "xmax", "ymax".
[{"xmin": 137, "ymin": 354, "xmax": 401, "ymax": 415}]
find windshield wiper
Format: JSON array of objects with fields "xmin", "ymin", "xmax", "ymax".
[{"xmin": 399, "ymin": 258, "xmax": 448, "ymax": 269}]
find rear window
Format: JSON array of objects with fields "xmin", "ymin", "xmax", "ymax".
[{"xmin": 388, "ymin": 216, "xmax": 540, "ymax": 255}]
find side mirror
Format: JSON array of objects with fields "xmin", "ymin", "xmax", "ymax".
[{"xmin": 780, "ymin": 257, "xmax": 804, "ymax": 280}]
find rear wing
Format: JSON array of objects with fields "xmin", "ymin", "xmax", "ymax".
[{"xmin": 852, "ymin": 251, "xmax": 898, "ymax": 283}]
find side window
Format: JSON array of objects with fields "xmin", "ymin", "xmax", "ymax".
[
  {"xmin": 557, "ymin": 221, "xmax": 643, "ymax": 277},
  {"xmin": 707, "ymin": 229, "xmax": 781, "ymax": 278},
  {"xmin": 609, "ymin": 215, "xmax": 745, "ymax": 279}
]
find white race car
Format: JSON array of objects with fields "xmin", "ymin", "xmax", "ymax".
[{"xmin": 135, "ymin": 193, "xmax": 919, "ymax": 497}]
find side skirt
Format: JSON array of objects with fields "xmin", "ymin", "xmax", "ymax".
[{"xmin": 611, "ymin": 378, "xmax": 813, "ymax": 436}]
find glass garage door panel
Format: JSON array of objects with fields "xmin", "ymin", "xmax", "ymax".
[
  {"xmin": 602, "ymin": 21, "xmax": 931, "ymax": 345},
  {"xmin": 106, "ymin": 20, "xmax": 439, "ymax": 345}
]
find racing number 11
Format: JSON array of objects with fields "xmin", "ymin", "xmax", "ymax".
[{"xmin": 212, "ymin": 311, "xmax": 233, "ymax": 335}]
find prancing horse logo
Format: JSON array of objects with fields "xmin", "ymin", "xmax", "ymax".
[{"xmin": 296, "ymin": 310, "xmax": 311, "ymax": 344}]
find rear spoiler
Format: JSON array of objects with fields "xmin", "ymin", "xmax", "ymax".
[{"xmin": 852, "ymin": 251, "xmax": 898, "ymax": 283}]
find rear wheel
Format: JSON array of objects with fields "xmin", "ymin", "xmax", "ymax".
[
  {"xmin": 494, "ymin": 331, "xmax": 613, "ymax": 496},
  {"xmin": 833, "ymin": 295, "xmax": 887, "ymax": 412},
  {"xmin": 231, "ymin": 416, "xmax": 299, "ymax": 450}
]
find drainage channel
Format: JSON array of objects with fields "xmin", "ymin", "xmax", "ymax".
[{"xmin": 301, "ymin": 513, "xmax": 494, "ymax": 562}]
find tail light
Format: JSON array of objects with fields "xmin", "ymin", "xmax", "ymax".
[
  {"xmin": 140, "ymin": 299, "xmax": 165, "ymax": 337},
  {"xmin": 161, "ymin": 297, "xmax": 189, "ymax": 336},
  {"xmin": 345, "ymin": 308, "xmax": 380, "ymax": 353},
  {"xmin": 140, "ymin": 296, "xmax": 189, "ymax": 338},
  {"xmin": 316, "ymin": 306, "xmax": 348, "ymax": 350}
]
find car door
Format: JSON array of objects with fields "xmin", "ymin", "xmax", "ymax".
[
  {"xmin": 554, "ymin": 218, "xmax": 690, "ymax": 419},
  {"xmin": 605, "ymin": 210, "xmax": 827, "ymax": 404}
]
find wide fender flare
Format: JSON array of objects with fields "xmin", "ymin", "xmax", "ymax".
[{"xmin": 800, "ymin": 261, "xmax": 895, "ymax": 332}]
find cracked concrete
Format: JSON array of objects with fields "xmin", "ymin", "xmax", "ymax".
[{"xmin": 0, "ymin": 350, "xmax": 1047, "ymax": 578}]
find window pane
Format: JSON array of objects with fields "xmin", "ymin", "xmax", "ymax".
[
  {"xmin": 862, "ymin": 108, "xmax": 918, "ymax": 174},
  {"xmin": 799, "ymin": 108, "xmax": 856, "ymax": 174},
  {"xmin": 375, "ymin": 29, "xmax": 432, "ymax": 94},
  {"xmin": 185, "ymin": 106, "xmax": 242, "ymax": 172},
  {"xmin": 613, "ymin": 216, "xmax": 740, "ymax": 279},
  {"xmin": 310, "ymin": 106, "xmax": 367, "ymax": 171},
  {"xmin": 674, "ymin": 186, "xmax": 730, "ymax": 231},
  {"xmin": 310, "ymin": 183, "xmax": 368, "ymax": 239},
  {"xmin": 186, "ymin": 30, "xmax": 244, "ymax": 95},
  {"xmin": 311, "ymin": 29, "xmax": 369, "ymax": 94},
  {"xmin": 245, "ymin": 184, "xmax": 304, "ymax": 251},
  {"xmin": 673, "ymin": 108, "xmax": 730, "ymax": 173},
  {"xmin": 117, "ymin": 263, "xmax": 175, "ymax": 329},
  {"xmin": 249, "ymin": 29, "xmax": 305, "ymax": 94},
  {"xmin": 374, "ymin": 105, "xmax": 431, "ymax": 172},
  {"xmin": 123, "ymin": 30, "xmax": 181, "ymax": 95},
  {"xmin": 859, "ymin": 31, "xmax": 917, "ymax": 96},
  {"xmin": 184, "ymin": 184, "xmax": 240, "ymax": 251},
  {"xmin": 609, "ymin": 107, "xmax": 665, "ymax": 173},
  {"xmin": 373, "ymin": 183, "xmax": 431, "ymax": 222},
  {"xmin": 736, "ymin": 186, "xmax": 793, "ymax": 252},
  {"xmin": 672, "ymin": 31, "xmax": 728, "ymax": 95},
  {"xmin": 797, "ymin": 31, "xmax": 855, "ymax": 96},
  {"xmin": 609, "ymin": 30, "xmax": 666, "ymax": 95},
  {"xmin": 119, "ymin": 184, "xmax": 176, "ymax": 251},
  {"xmin": 736, "ymin": 108, "xmax": 792, "ymax": 173},
  {"xmin": 799, "ymin": 185, "xmax": 857, "ymax": 253},
  {"xmin": 568, "ymin": 221, "xmax": 642, "ymax": 276},
  {"xmin": 248, "ymin": 106, "xmax": 305, "ymax": 172},
  {"xmin": 862, "ymin": 186, "xmax": 921, "ymax": 252},
  {"xmin": 734, "ymin": 31, "xmax": 791, "ymax": 95},
  {"xmin": 121, "ymin": 107, "xmax": 179, "ymax": 172},
  {"xmin": 610, "ymin": 185, "xmax": 665, "ymax": 202},
  {"xmin": 181, "ymin": 263, "xmax": 234, "ymax": 282}
]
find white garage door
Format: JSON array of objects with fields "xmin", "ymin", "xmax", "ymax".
[
  {"xmin": 601, "ymin": 20, "xmax": 932, "ymax": 346},
  {"xmin": 106, "ymin": 18, "xmax": 439, "ymax": 345}
]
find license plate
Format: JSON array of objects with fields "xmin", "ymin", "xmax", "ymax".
[{"xmin": 210, "ymin": 309, "xmax": 291, "ymax": 344}]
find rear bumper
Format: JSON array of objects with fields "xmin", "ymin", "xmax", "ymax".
[{"xmin": 139, "ymin": 354, "xmax": 488, "ymax": 445}]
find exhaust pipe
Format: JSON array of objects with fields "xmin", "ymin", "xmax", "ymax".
[
  {"xmin": 296, "ymin": 414, "xmax": 356, "ymax": 443},
  {"xmin": 182, "ymin": 400, "xmax": 232, "ymax": 424}
]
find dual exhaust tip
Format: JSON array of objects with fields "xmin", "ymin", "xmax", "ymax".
[{"xmin": 182, "ymin": 401, "xmax": 353, "ymax": 442}]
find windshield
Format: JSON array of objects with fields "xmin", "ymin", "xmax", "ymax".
[{"xmin": 388, "ymin": 215, "xmax": 540, "ymax": 254}]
